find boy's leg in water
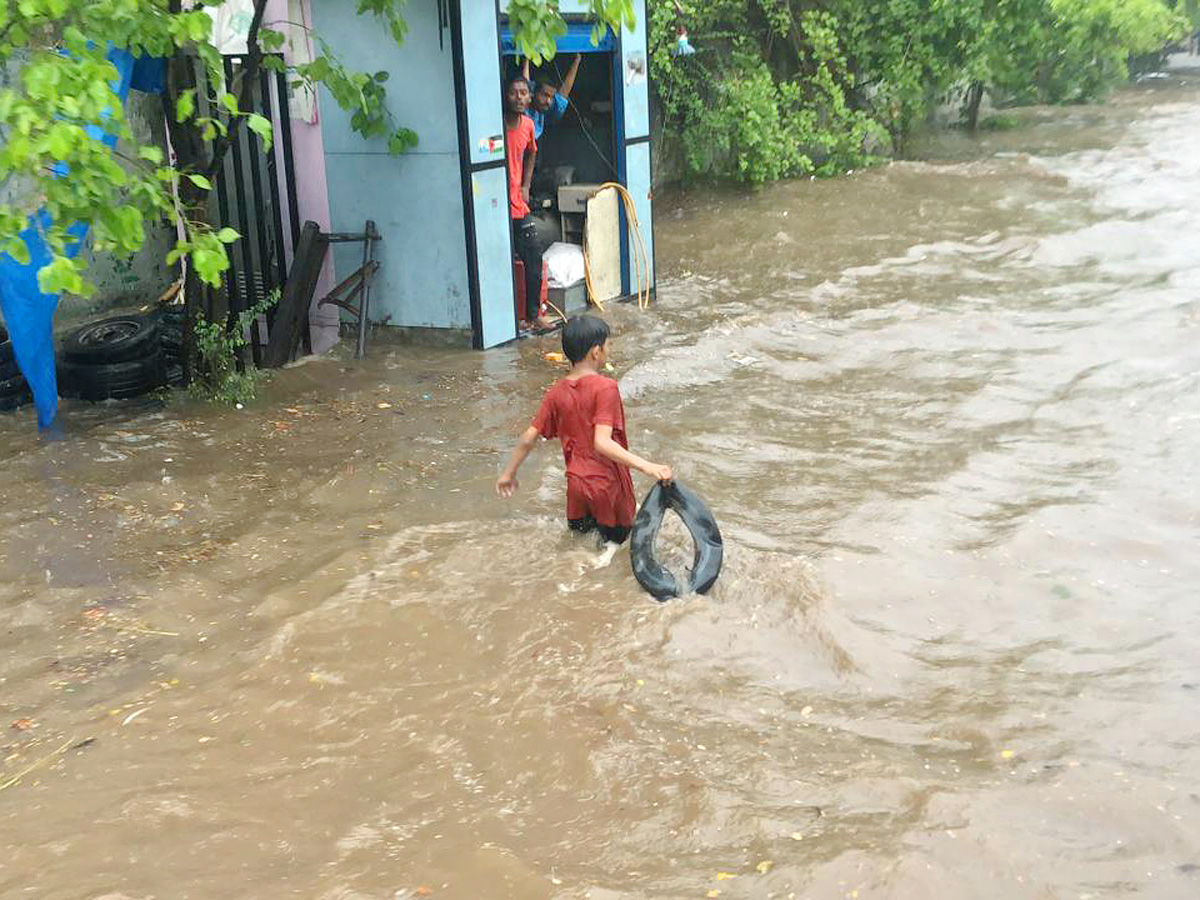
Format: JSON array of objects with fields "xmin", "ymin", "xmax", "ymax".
[
  {"xmin": 568, "ymin": 516, "xmax": 598, "ymax": 535},
  {"xmin": 569, "ymin": 517, "xmax": 629, "ymax": 546},
  {"xmin": 596, "ymin": 523, "xmax": 631, "ymax": 546}
]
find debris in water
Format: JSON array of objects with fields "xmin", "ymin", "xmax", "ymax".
[
  {"xmin": 122, "ymin": 707, "xmax": 150, "ymax": 726},
  {"xmin": 756, "ymin": 861, "xmax": 774, "ymax": 874},
  {"xmin": 790, "ymin": 832, "xmax": 804, "ymax": 841},
  {"xmin": 10, "ymin": 718, "xmax": 34, "ymax": 732},
  {"xmin": 0, "ymin": 735, "xmax": 76, "ymax": 791},
  {"xmin": 716, "ymin": 872, "xmax": 737, "ymax": 880}
]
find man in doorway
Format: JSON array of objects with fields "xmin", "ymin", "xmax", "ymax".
[
  {"xmin": 505, "ymin": 74, "xmax": 556, "ymax": 333},
  {"xmin": 521, "ymin": 53, "xmax": 582, "ymax": 140}
]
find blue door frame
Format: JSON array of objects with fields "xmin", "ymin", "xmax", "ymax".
[
  {"xmin": 451, "ymin": 0, "xmax": 515, "ymax": 349},
  {"xmin": 500, "ymin": 21, "xmax": 616, "ymax": 55},
  {"xmin": 499, "ymin": 22, "xmax": 633, "ymax": 297}
]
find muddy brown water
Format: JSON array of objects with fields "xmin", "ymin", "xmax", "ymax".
[{"xmin": 3, "ymin": 74, "xmax": 1200, "ymax": 900}]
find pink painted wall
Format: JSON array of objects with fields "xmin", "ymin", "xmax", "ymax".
[{"xmin": 265, "ymin": 0, "xmax": 339, "ymax": 354}]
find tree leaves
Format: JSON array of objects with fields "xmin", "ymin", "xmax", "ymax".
[
  {"xmin": 175, "ymin": 88, "xmax": 196, "ymax": 123},
  {"xmin": 388, "ymin": 128, "xmax": 418, "ymax": 156},
  {"xmin": 247, "ymin": 113, "xmax": 273, "ymax": 151},
  {"xmin": 651, "ymin": 0, "xmax": 1183, "ymax": 183}
]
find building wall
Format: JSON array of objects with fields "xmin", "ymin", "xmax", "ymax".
[{"xmin": 311, "ymin": 0, "xmax": 471, "ymax": 332}]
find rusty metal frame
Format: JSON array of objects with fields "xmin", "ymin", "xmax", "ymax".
[{"xmin": 317, "ymin": 220, "xmax": 379, "ymax": 359}]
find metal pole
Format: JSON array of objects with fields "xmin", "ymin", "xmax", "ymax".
[{"xmin": 356, "ymin": 220, "xmax": 376, "ymax": 359}]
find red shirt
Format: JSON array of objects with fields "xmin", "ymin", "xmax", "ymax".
[
  {"xmin": 533, "ymin": 374, "xmax": 637, "ymax": 528},
  {"xmin": 506, "ymin": 115, "xmax": 536, "ymax": 219}
]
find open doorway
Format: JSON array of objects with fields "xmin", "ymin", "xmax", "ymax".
[{"xmin": 500, "ymin": 21, "xmax": 624, "ymax": 330}]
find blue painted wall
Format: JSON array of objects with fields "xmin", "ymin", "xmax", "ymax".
[{"xmin": 311, "ymin": 0, "xmax": 471, "ymax": 330}]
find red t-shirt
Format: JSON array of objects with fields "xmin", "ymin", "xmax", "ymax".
[
  {"xmin": 532, "ymin": 374, "xmax": 637, "ymax": 528},
  {"xmin": 506, "ymin": 115, "xmax": 536, "ymax": 220}
]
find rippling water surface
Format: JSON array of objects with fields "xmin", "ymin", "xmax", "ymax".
[{"xmin": 2, "ymin": 73, "xmax": 1199, "ymax": 900}]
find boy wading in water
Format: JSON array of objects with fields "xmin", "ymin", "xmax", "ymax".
[
  {"xmin": 497, "ymin": 315, "xmax": 673, "ymax": 545},
  {"xmin": 505, "ymin": 74, "xmax": 556, "ymax": 333}
]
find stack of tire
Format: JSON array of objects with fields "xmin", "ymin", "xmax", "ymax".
[
  {"xmin": 157, "ymin": 305, "xmax": 185, "ymax": 387},
  {"xmin": 58, "ymin": 312, "xmax": 167, "ymax": 402},
  {"xmin": 0, "ymin": 324, "xmax": 33, "ymax": 412}
]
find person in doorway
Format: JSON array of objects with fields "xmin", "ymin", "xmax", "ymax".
[
  {"xmin": 496, "ymin": 314, "xmax": 673, "ymax": 546},
  {"xmin": 505, "ymin": 74, "xmax": 555, "ymax": 332},
  {"xmin": 521, "ymin": 53, "xmax": 582, "ymax": 139}
]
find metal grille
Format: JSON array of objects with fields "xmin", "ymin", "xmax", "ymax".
[{"xmin": 194, "ymin": 53, "xmax": 302, "ymax": 363}]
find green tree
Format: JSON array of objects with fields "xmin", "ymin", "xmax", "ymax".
[{"xmin": 649, "ymin": 0, "xmax": 1184, "ymax": 183}]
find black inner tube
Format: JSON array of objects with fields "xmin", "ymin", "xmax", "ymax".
[{"xmin": 630, "ymin": 481, "xmax": 723, "ymax": 600}]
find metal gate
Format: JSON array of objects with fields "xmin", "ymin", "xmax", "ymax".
[{"xmin": 193, "ymin": 53, "xmax": 301, "ymax": 362}]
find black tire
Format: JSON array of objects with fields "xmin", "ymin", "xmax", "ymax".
[
  {"xmin": 1, "ymin": 372, "xmax": 27, "ymax": 395},
  {"xmin": 0, "ymin": 372, "xmax": 30, "ymax": 412},
  {"xmin": 158, "ymin": 309, "xmax": 183, "ymax": 361},
  {"xmin": 0, "ymin": 323, "xmax": 12, "ymax": 367},
  {"xmin": 0, "ymin": 352, "xmax": 18, "ymax": 381},
  {"xmin": 630, "ymin": 481, "xmax": 724, "ymax": 601},
  {"xmin": 58, "ymin": 351, "xmax": 166, "ymax": 402},
  {"xmin": 60, "ymin": 314, "xmax": 160, "ymax": 365},
  {"xmin": 0, "ymin": 387, "xmax": 31, "ymax": 412}
]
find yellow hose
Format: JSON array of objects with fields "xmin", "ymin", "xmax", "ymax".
[{"xmin": 582, "ymin": 182, "xmax": 653, "ymax": 312}]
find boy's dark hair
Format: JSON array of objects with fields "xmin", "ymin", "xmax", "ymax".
[
  {"xmin": 562, "ymin": 314, "xmax": 610, "ymax": 363},
  {"xmin": 506, "ymin": 73, "xmax": 530, "ymax": 91}
]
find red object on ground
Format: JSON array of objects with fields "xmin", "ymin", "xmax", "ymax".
[{"xmin": 513, "ymin": 259, "xmax": 549, "ymax": 323}]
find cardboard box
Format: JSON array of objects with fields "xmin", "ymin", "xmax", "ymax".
[{"xmin": 558, "ymin": 183, "xmax": 603, "ymax": 214}]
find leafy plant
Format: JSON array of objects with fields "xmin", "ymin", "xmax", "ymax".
[
  {"xmin": 649, "ymin": 0, "xmax": 1184, "ymax": 184},
  {"xmin": 188, "ymin": 289, "xmax": 278, "ymax": 406}
]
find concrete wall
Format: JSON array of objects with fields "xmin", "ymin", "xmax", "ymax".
[{"xmin": 311, "ymin": 0, "xmax": 471, "ymax": 333}]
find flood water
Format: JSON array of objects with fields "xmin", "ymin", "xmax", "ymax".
[{"xmin": 3, "ymin": 71, "xmax": 1200, "ymax": 900}]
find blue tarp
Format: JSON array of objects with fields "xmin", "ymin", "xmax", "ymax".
[{"xmin": 0, "ymin": 46, "xmax": 160, "ymax": 429}]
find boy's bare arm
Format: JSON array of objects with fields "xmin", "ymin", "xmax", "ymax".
[
  {"xmin": 593, "ymin": 424, "xmax": 672, "ymax": 482},
  {"xmin": 521, "ymin": 144, "xmax": 536, "ymax": 204},
  {"xmin": 496, "ymin": 426, "xmax": 541, "ymax": 497},
  {"xmin": 560, "ymin": 53, "xmax": 582, "ymax": 99}
]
